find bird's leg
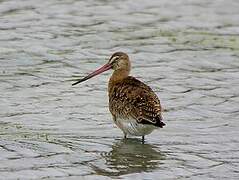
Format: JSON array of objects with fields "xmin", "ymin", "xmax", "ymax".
[
  {"xmin": 124, "ymin": 133, "xmax": 127, "ymax": 139},
  {"xmin": 142, "ymin": 136, "xmax": 145, "ymax": 144}
]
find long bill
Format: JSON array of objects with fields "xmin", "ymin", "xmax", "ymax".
[{"xmin": 72, "ymin": 63, "xmax": 112, "ymax": 86}]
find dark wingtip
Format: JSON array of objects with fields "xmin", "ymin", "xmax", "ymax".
[
  {"xmin": 155, "ymin": 120, "xmax": 166, "ymax": 128},
  {"xmin": 159, "ymin": 121, "xmax": 166, "ymax": 128},
  {"xmin": 139, "ymin": 117, "xmax": 166, "ymax": 128}
]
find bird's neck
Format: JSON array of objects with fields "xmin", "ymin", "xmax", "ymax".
[{"xmin": 108, "ymin": 69, "xmax": 129, "ymax": 92}]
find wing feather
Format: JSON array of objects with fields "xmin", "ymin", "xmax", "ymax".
[{"xmin": 109, "ymin": 76, "xmax": 165, "ymax": 127}]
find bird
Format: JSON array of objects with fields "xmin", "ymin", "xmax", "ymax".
[{"xmin": 72, "ymin": 52, "xmax": 165, "ymax": 143}]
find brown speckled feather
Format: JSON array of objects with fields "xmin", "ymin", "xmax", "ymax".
[{"xmin": 108, "ymin": 76, "xmax": 165, "ymax": 127}]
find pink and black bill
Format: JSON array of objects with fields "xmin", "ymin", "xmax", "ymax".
[{"xmin": 72, "ymin": 63, "xmax": 112, "ymax": 86}]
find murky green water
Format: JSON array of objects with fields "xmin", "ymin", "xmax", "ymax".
[{"xmin": 1, "ymin": 0, "xmax": 239, "ymax": 179}]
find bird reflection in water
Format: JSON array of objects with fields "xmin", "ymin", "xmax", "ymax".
[{"xmin": 92, "ymin": 138, "xmax": 165, "ymax": 177}]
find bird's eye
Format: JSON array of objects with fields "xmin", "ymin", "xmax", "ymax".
[
  {"xmin": 110, "ymin": 56, "xmax": 119, "ymax": 64},
  {"xmin": 114, "ymin": 57, "xmax": 119, "ymax": 62}
]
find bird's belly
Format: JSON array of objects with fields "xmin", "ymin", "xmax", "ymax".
[{"xmin": 114, "ymin": 117, "xmax": 157, "ymax": 136}]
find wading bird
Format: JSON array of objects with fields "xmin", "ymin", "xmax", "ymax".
[{"xmin": 72, "ymin": 52, "xmax": 165, "ymax": 143}]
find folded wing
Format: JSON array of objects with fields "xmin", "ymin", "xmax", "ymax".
[{"xmin": 109, "ymin": 76, "xmax": 165, "ymax": 128}]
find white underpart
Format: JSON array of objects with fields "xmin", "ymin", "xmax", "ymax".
[{"xmin": 114, "ymin": 117, "xmax": 157, "ymax": 136}]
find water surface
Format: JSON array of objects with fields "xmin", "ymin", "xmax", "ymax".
[{"xmin": 0, "ymin": 0, "xmax": 239, "ymax": 179}]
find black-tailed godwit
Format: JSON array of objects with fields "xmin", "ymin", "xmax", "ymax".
[{"xmin": 72, "ymin": 52, "xmax": 165, "ymax": 143}]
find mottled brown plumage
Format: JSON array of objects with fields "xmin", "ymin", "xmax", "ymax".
[
  {"xmin": 72, "ymin": 52, "xmax": 165, "ymax": 143},
  {"xmin": 109, "ymin": 76, "xmax": 164, "ymax": 127}
]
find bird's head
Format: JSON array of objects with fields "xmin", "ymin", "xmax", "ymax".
[
  {"xmin": 108, "ymin": 52, "xmax": 131, "ymax": 71},
  {"xmin": 72, "ymin": 52, "xmax": 131, "ymax": 86}
]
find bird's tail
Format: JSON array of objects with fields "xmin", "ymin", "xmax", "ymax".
[
  {"xmin": 156, "ymin": 121, "xmax": 166, "ymax": 128},
  {"xmin": 155, "ymin": 115, "xmax": 166, "ymax": 128}
]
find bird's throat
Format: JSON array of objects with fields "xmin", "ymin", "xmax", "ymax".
[
  {"xmin": 111, "ymin": 69, "xmax": 129, "ymax": 83},
  {"xmin": 108, "ymin": 69, "xmax": 129, "ymax": 93}
]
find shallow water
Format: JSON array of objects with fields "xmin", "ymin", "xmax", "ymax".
[{"xmin": 1, "ymin": 0, "xmax": 239, "ymax": 179}]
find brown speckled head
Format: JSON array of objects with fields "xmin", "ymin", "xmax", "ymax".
[{"xmin": 108, "ymin": 52, "xmax": 131, "ymax": 72}]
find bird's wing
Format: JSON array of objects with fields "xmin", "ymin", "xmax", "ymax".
[{"xmin": 109, "ymin": 76, "xmax": 165, "ymax": 127}]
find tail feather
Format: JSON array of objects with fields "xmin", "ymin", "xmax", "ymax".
[
  {"xmin": 155, "ymin": 120, "xmax": 166, "ymax": 128},
  {"xmin": 140, "ymin": 115, "xmax": 166, "ymax": 128},
  {"xmin": 154, "ymin": 115, "xmax": 165, "ymax": 128}
]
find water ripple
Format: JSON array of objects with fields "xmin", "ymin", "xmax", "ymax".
[{"xmin": 1, "ymin": 0, "xmax": 239, "ymax": 179}]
